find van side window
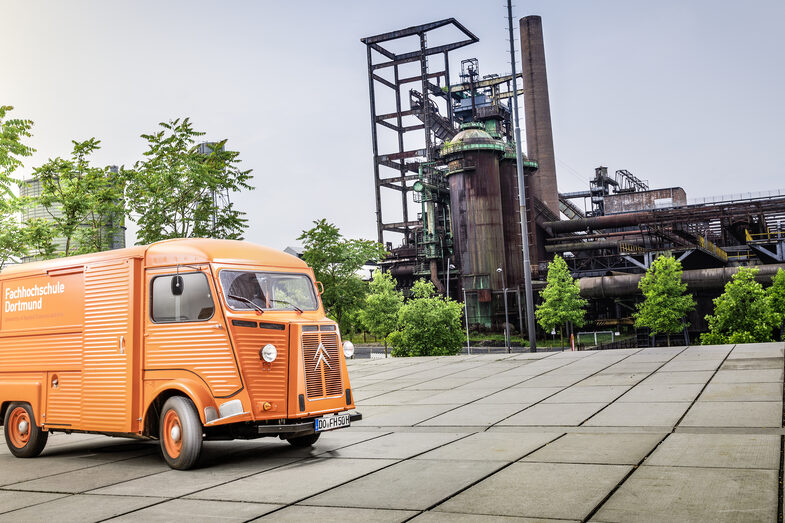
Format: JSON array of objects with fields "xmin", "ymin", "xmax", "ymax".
[{"xmin": 151, "ymin": 272, "xmax": 215, "ymax": 323}]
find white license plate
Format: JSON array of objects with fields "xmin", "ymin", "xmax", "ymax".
[{"xmin": 314, "ymin": 413, "xmax": 350, "ymax": 432}]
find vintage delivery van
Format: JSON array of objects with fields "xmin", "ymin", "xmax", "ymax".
[{"xmin": 0, "ymin": 239, "xmax": 359, "ymax": 469}]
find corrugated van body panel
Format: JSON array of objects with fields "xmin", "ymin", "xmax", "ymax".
[
  {"xmin": 81, "ymin": 261, "xmax": 133, "ymax": 432},
  {"xmin": 45, "ymin": 371, "xmax": 82, "ymax": 425},
  {"xmin": 145, "ymin": 323, "xmax": 241, "ymax": 397},
  {"xmin": 0, "ymin": 333, "xmax": 82, "ymax": 370},
  {"xmin": 230, "ymin": 325, "xmax": 288, "ymax": 417}
]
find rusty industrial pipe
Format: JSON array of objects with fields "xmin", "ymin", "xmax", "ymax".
[
  {"xmin": 544, "ymin": 212, "xmax": 655, "ymax": 234},
  {"xmin": 579, "ymin": 264, "xmax": 785, "ymax": 298}
]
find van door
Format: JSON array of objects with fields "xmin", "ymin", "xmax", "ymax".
[
  {"xmin": 143, "ymin": 268, "xmax": 242, "ymax": 399},
  {"xmin": 80, "ymin": 259, "xmax": 138, "ymax": 433}
]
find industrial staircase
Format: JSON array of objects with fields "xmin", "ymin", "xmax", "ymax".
[
  {"xmin": 409, "ymin": 90, "xmax": 458, "ymax": 141},
  {"xmin": 558, "ymin": 195, "xmax": 585, "ymax": 220}
]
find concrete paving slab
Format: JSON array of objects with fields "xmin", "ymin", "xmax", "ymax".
[
  {"xmin": 592, "ymin": 466, "xmax": 778, "ymax": 522},
  {"xmin": 498, "ymin": 403, "xmax": 607, "ymax": 426},
  {"xmin": 514, "ymin": 373, "xmax": 586, "ymax": 388},
  {"xmin": 542, "ymin": 386, "xmax": 630, "ymax": 404},
  {"xmin": 0, "ymin": 494, "xmax": 164, "ymax": 523},
  {"xmin": 699, "ymin": 381, "xmax": 783, "ymax": 402},
  {"xmin": 454, "ymin": 375, "xmax": 529, "ymax": 390},
  {"xmin": 711, "ymin": 368, "xmax": 784, "ymax": 383},
  {"xmin": 599, "ymin": 361, "xmax": 662, "ymax": 374},
  {"xmin": 646, "ymin": 433, "xmax": 780, "ymax": 469},
  {"xmin": 7, "ymin": 454, "xmax": 169, "ymax": 493},
  {"xmin": 641, "ymin": 370, "xmax": 715, "ymax": 385},
  {"xmin": 720, "ymin": 357, "xmax": 783, "ymax": 370},
  {"xmin": 302, "ymin": 459, "xmax": 503, "ymax": 511},
  {"xmin": 107, "ymin": 499, "xmax": 282, "ymax": 522},
  {"xmin": 476, "ymin": 387, "xmax": 563, "ymax": 404},
  {"xmin": 679, "ymin": 401, "xmax": 782, "ymax": 427},
  {"xmin": 189, "ymin": 457, "xmax": 396, "ymax": 505},
  {"xmin": 411, "ymin": 388, "xmax": 500, "ymax": 405},
  {"xmin": 418, "ymin": 403, "xmax": 530, "ymax": 427},
  {"xmin": 324, "ymin": 432, "xmax": 465, "ymax": 459},
  {"xmin": 616, "ymin": 383, "xmax": 704, "ymax": 403},
  {"xmin": 411, "ymin": 512, "xmax": 573, "ymax": 522},
  {"xmin": 413, "ymin": 431, "xmax": 562, "ymax": 462},
  {"xmin": 435, "ymin": 462, "xmax": 630, "ymax": 520},
  {"xmin": 257, "ymin": 505, "xmax": 417, "ymax": 522},
  {"xmin": 579, "ymin": 373, "xmax": 649, "ymax": 387},
  {"xmin": 658, "ymin": 359, "xmax": 722, "ymax": 372},
  {"xmin": 584, "ymin": 402, "xmax": 690, "ymax": 427},
  {"xmin": 0, "ymin": 491, "xmax": 68, "ymax": 515},
  {"xmin": 92, "ymin": 457, "xmax": 298, "ymax": 498},
  {"xmin": 359, "ymin": 389, "xmax": 441, "ymax": 405},
  {"xmin": 403, "ymin": 377, "xmax": 475, "ymax": 390},
  {"xmin": 521, "ymin": 433, "xmax": 664, "ymax": 465},
  {"xmin": 726, "ymin": 342, "xmax": 784, "ymax": 358},
  {"xmin": 356, "ymin": 404, "xmax": 460, "ymax": 426}
]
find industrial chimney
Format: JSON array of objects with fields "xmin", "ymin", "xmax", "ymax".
[{"xmin": 520, "ymin": 15, "xmax": 560, "ymax": 217}]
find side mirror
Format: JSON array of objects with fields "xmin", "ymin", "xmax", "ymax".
[
  {"xmin": 315, "ymin": 281, "xmax": 325, "ymax": 295},
  {"xmin": 171, "ymin": 275, "xmax": 184, "ymax": 296}
]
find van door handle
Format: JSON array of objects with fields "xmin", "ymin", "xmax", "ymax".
[{"xmin": 119, "ymin": 335, "xmax": 125, "ymax": 354}]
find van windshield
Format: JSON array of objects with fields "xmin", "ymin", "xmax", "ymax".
[{"xmin": 219, "ymin": 270, "xmax": 318, "ymax": 312}]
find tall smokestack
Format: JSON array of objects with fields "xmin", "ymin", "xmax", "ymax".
[{"xmin": 519, "ymin": 15, "xmax": 560, "ymax": 216}]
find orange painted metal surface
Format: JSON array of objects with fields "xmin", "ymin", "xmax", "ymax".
[{"xmin": 0, "ymin": 238, "xmax": 355, "ymax": 444}]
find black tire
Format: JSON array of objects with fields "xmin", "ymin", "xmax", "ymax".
[
  {"xmin": 286, "ymin": 432, "xmax": 321, "ymax": 448},
  {"xmin": 4, "ymin": 402, "xmax": 48, "ymax": 458},
  {"xmin": 159, "ymin": 396, "xmax": 203, "ymax": 470}
]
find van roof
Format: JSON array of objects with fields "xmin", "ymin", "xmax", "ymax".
[{"xmin": 0, "ymin": 238, "xmax": 308, "ymax": 276}]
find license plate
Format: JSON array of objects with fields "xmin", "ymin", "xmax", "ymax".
[{"xmin": 314, "ymin": 413, "xmax": 351, "ymax": 432}]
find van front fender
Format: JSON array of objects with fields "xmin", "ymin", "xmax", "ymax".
[{"xmin": 143, "ymin": 372, "xmax": 219, "ymax": 426}]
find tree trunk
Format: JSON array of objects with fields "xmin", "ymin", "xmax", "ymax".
[
  {"xmin": 667, "ymin": 333, "xmax": 671, "ymax": 347},
  {"xmin": 560, "ymin": 326, "xmax": 564, "ymax": 351},
  {"xmin": 384, "ymin": 338, "xmax": 388, "ymax": 357}
]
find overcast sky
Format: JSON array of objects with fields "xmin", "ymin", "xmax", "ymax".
[{"xmin": 2, "ymin": 0, "xmax": 784, "ymax": 250}]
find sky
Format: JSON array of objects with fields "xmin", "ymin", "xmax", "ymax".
[{"xmin": 2, "ymin": 0, "xmax": 784, "ymax": 250}]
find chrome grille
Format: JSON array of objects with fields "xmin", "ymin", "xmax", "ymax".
[{"xmin": 302, "ymin": 331, "xmax": 343, "ymax": 399}]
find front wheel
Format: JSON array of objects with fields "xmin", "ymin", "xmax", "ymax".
[
  {"xmin": 159, "ymin": 396, "xmax": 203, "ymax": 470},
  {"xmin": 286, "ymin": 432, "xmax": 321, "ymax": 448},
  {"xmin": 4, "ymin": 402, "xmax": 48, "ymax": 458}
]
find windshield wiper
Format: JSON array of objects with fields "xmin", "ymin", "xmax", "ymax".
[
  {"xmin": 269, "ymin": 299, "xmax": 303, "ymax": 313},
  {"xmin": 228, "ymin": 294, "xmax": 264, "ymax": 314}
]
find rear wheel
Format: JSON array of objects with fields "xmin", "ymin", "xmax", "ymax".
[
  {"xmin": 286, "ymin": 432, "xmax": 321, "ymax": 448},
  {"xmin": 4, "ymin": 402, "xmax": 48, "ymax": 458},
  {"xmin": 159, "ymin": 396, "xmax": 202, "ymax": 470}
]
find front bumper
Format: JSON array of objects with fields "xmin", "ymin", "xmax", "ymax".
[{"xmin": 204, "ymin": 411, "xmax": 362, "ymax": 440}]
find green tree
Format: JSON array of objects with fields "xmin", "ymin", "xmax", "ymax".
[
  {"xmin": 124, "ymin": 118, "xmax": 253, "ymax": 243},
  {"xmin": 0, "ymin": 105, "xmax": 57, "ymax": 267},
  {"xmin": 701, "ymin": 266, "xmax": 777, "ymax": 344},
  {"xmin": 33, "ymin": 139, "xmax": 123, "ymax": 256},
  {"xmin": 359, "ymin": 269, "xmax": 404, "ymax": 354},
  {"xmin": 535, "ymin": 255, "xmax": 587, "ymax": 349},
  {"xmin": 298, "ymin": 219, "xmax": 386, "ymax": 331},
  {"xmin": 388, "ymin": 279, "xmax": 464, "ymax": 357},
  {"xmin": 634, "ymin": 255, "xmax": 696, "ymax": 346},
  {"xmin": 767, "ymin": 268, "xmax": 785, "ymax": 340}
]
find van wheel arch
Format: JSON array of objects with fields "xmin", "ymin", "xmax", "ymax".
[
  {"xmin": 0, "ymin": 402, "xmax": 9, "ymax": 426},
  {"xmin": 144, "ymin": 390, "xmax": 198, "ymax": 438}
]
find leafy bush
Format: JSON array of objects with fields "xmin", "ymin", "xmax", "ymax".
[
  {"xmin": 633, "ymin": 255, "xmax": 695, "ymax": 345},
  {"xmin": 701, "ymin": 266, "xmax": 777, "ymax": 344},
  {"xmin": 388, "ymin": 280, "xmax": 465, "ymax": 357},
  {"xmin": 359, "ymin": 270, "xmax": 404, "ymax": 350}
]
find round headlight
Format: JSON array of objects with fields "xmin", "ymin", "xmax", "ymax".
[
  {"xmin": 261, "ymin": 344, "xmax": 277, "ymax": 363},
  {"xmin": 343, "ymin": 340, "xmax": 355, "ymax": 358}
]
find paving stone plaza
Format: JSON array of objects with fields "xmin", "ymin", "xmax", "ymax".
[{"xmin": 1, "ymin": 342, "xmax": 783, "ymax": 521}]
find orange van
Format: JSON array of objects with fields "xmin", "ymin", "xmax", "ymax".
[{"xmin": 0, "ymin": 239, "xmax": 359, "ymax": 469}]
